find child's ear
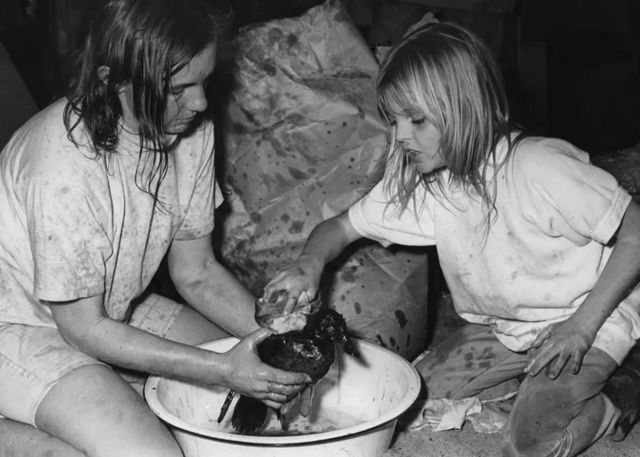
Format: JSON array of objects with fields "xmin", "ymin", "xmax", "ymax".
[{"xmin": 97, "ymin": 66, "xmax": 110, "ymax": 85}]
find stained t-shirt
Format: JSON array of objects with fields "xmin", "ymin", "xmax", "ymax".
[
  {"xmin": 349, "ymin": 136, "xmax": 640, "ymax": 364},
  {"xmin": 0, "ymin": 99, "xmax": 223, "ymax": 326}
]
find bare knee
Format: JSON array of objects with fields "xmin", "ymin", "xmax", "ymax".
[
  {"xmin": 43, "ymin": 414, "xmax": 182, "ymax": 457},
  {"xmin": 35, "ymin": 364, "xmax": 182, "ymax": 457},
  {"xmin": 85, "ymin": 441, "xmax": 182, "ymax": 457},
  {"xmin": 0, "ymin": 418, "xmax": 87, "ymax": 457}
]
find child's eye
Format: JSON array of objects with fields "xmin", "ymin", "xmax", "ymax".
[
  {"xmin": 170, "ymin": 86, "xmax": 185, "ymax": 97},
  {"xmin": 411, "ymin": 117, "xmax": 426, "ymax": 125}
]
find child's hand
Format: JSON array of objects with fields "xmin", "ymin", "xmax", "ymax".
[
  {"xmin": 262, "ymin": 255, "xmax": 324, "ymax": 315},
  {"xmin": 220, "ymin": 328, "xmax": 312, "ymax": 409},
  {"xmin": 254, "ymin": 290, "xmax": 320, "ymax": 333},
  {"xmin": 280, "ymin": 385, "xmax": 314, "ymax": 417},
  {"xmin": 524, "ymin": 319, "xmax": 595, "ymax": 379}
]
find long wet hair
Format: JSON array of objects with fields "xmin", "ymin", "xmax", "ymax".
[
  {"xmin": 377, "ymin": 22, "xmax": 524, "ymax": 217},
  {"xmin": 63, "ymin": 0, "xmax": 229, "ymax": 196}
]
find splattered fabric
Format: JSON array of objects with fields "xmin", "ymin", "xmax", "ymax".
[
  {"xmin": 0, "ymin": 98, "xmax": 222, "ymax": 327},
  {"xmin": 349, "ymin": 136, "xmax": 640, "ymax": 365},
  {"xmin": 216, "ymin": 0, "xmax": 429, "ymax": 359},
  {"xmin": 410, "ymin": 324, "xmax": 620, "ymax": 456}
]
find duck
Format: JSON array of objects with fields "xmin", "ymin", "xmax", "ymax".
[{"xmin": 217, "ymin": 306, "xmax": 359, "ymax": 435}]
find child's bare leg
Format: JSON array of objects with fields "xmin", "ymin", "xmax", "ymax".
[
  {"xmin": 34, "ymin": 364, "xmax": 182, "ymax": 457},
  {"xmin": 164, "ymin": 302, "xmax": 231, "ymax": 345},
  {"xmin": 131, "ymin": 292, "xmax": 231, "ymax": 346},
  {"xmin": 0, "ymin": 417, "xmax": 86, "ymax": 457},
  {"xmin": 502, "ymin": 347, "xmax": 619, "ymax": 457}
]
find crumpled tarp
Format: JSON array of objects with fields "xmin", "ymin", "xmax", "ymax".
[{"xmin": 216, "ymin": 0, "xmax": 429, "ymax": 359}]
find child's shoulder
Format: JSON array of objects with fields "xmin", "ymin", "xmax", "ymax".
[
  {"xmin": 11, "ymin": 98, "xmax": 67, "ymax": 139},
  {"xmin": 8, "ymin": 100, "xmax": 98, "ymax": 177},
  {"xmin": 509, "ymin": 135, "xmax": 590, "ymax": 175}
]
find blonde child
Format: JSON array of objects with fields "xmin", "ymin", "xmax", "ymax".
[{"xmin": 262, "ymin": 22, "xmax": 640, "ymax": 456}]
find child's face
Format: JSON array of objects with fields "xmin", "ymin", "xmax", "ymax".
[
  {"xmin": 118, "ymin": 43, "xmax": 217, "ymax": 136},
  {"xmin": 163, "ymin": 43, "xmax": 217, "ymax": 134},
  {"xmin": 388, "ymin": 100, "xmax": 446, "ymax": 175}
]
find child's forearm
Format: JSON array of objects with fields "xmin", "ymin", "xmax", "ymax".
[
  {"xmin": 260, "ymin": 211, "xmax": 363, "ymax": 313},
  {"xmin": 299, "ymin": 211, "xmax": 361, "ymax": 266},
  {"xmin": 49, "ymin": 295, "xmax": 228, "ymax": 385},
  {"xmin": 172, "ymin": 256, "xmax": 259, "ymax": 338},
  {"xmin": 573, "ymin": 200, "xmax": 640, "ymax": 336}
]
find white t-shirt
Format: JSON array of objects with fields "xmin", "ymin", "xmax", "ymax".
[
  {"xmin": 349, "ymin": 136, "xmax": 640, "ymax": 364},
  {"xmin": 0, "ymin": 99, "xmax": 223, "ymax": 326}
]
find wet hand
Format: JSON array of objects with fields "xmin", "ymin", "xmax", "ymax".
[
  {"xmin": 255, "ymin": 290, "xmax": 316, "ymax": 333},
  {"xmin": 221, "ymin": 328, "xmax": 312, "ymax": 409},
  {"xmin": 524, "ymin": 319, "xmax": 595, "ymax": 379},
  {"xmin": 298, "ymin": 385, "xmax": 314, "ymax": 416},
  {"xmin": 262, "ymin": 256, "xmax": 323, "ymax": 315},
  {"xmin": 280, "ymin": 385, "xmax": 314, "ymax": 417}
]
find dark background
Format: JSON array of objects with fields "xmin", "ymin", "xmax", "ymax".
[{"xmin": 1, "ymin": 0, "xmax": 639, "ymax": 155}]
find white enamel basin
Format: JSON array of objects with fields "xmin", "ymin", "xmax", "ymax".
[{"xmin": 145, "ymin": 337, "xmax": 420, "ymax": 457}]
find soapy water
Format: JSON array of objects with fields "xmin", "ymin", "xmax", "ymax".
[
  {"xmin": 202, "ymin": 405, "xmax": 364, "ymax": 436},
  {"xmin": 192, "ymin": 377, "xmax": 366, "ymax": 437},
  {"xmin": 171, "ymin": 363, "xmax": 371, "ymax": 437},
  {"xmin": 253, "ymin": 406, "xmax": 363, "ymax": 436},
  {"xmin": 230, "ymin": 370, "xmax": 367, "ymax": 436}
]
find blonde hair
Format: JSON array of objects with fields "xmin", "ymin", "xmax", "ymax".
[{"xmin": 377, "ymin": 22, "xmax": 521, "ymax": 214}]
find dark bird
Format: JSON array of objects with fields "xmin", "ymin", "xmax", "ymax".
[{"xmin": 217, "ymin": 306, "xmax": 359, "ymax": 435}]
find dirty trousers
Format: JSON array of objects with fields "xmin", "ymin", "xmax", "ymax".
[{"xmin": 413, "ymin": 324, "xmax": 620, "ymax": 457}]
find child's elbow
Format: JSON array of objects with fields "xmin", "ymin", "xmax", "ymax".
[{"xmin": 617, "ymin": 201, "xmax": 640, "ymax": 247}]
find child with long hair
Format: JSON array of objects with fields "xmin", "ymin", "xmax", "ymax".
[
  {"xmin": 262, "ymin": 22, "xmax": 640, "ymax": 456},
  {"xmin": 0, "ymin": 1, "xmax": 309, "ymax": 455}
]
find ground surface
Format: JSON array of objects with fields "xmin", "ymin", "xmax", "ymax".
[{"xmin": 387, "ymin": 422, "xmax": 640, "ymax": 457}]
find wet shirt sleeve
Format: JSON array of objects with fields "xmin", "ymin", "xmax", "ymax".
[
  {"xmin": 26, "ymin": 167, "xmax": 111, "ymax": 302},
  {"xmin": 174, "ymin": 123, "xmax": 223, "ymax": 240},
  {"xmin": 515, "ymin": 139, "xmax": 631, "ymax": 246},
  {"xmin": 348, "ymin": 179, "xmax": 436, "ymax": 247}
]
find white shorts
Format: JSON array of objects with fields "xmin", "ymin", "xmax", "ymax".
[{"xmin": 0, "ymin": 293, "xmax": 182, "ymax": 426}]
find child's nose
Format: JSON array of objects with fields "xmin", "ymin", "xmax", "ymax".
[
  {"xmin": 395, "ymin": 121, "xmax": 410, "ymax": 141},
  {"xmin": 188, "ymin": 87, "xmax": 208, "ymax": 113}
]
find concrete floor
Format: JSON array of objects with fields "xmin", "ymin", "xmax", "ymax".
[{"xmin": 386, "ymin": 423, "xmax": 640, "ymax": 457}]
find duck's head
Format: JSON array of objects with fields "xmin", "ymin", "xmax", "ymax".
[{"xmin": 308, "ymin": 308, "xmax": 360, "ymax": 358}]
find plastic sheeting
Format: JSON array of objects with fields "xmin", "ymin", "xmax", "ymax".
[{"xmin": 216, "ymin": 0, "xmax": 429, "ymax": 359}]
